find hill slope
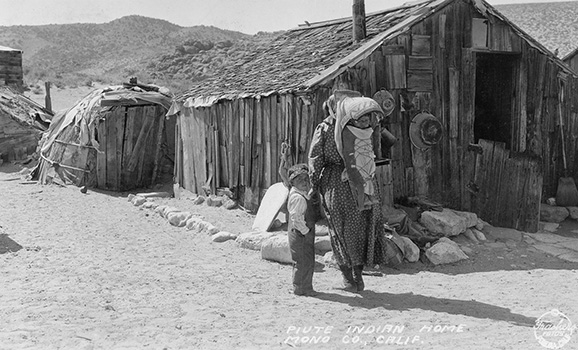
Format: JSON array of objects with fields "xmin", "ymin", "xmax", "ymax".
[
  {"xmin": 0, "ymin": 15, "xmax": 257, "ymax": 91},
  {"xmin": 3, "ymin": 2, "xmax": 578, "ymax": 95}
]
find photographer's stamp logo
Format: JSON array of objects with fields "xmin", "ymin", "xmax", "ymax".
[{"xmin": 534, "ymin": 309, "xmax": 576, "ymax": 349}]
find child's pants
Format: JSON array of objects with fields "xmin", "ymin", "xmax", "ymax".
[{"xmin": 288, "ymin": 228, "xmax": 315, "ymax": 294}]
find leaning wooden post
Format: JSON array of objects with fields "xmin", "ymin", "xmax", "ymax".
[{"xmin": 44, "ymin": 81, "xmax": 52, "ymax": 112}]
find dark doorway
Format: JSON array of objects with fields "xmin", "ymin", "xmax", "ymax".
[{"xmin": 474, "ymin": 53, "xmax": 518, "ymax": 149}]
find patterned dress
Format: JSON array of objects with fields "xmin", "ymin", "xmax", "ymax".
[{"xmin": 309, "ymin": 117, "xmax": 401, "ymax": 268}]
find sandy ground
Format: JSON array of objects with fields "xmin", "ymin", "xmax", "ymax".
[{"xmin": 1, "ymin": 161, "xmax": 578, "ymax": 350}]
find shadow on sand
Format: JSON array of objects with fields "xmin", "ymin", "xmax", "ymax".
[
  {"xmin": 312, "ymin": 290, "xmax": 535, "ymax": 327},
  {"xmin": 0, "ymin": 233, "xmax": 23, "ymax": 254}
]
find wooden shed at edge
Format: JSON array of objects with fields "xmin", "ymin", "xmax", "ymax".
[
  {"xmin": 0, "ymin": 45, "xmax": 23, "ymax": 91},
  {"xmin": 168, "ymin": 0, "xmax": 578, "ymax": 233},
  {"xmin": 37, "ymin": 85, "xmax": 175, "ymax": 191}
]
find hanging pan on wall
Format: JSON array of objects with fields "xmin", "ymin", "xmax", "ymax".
[
  {"xmin": 409, "ymin": 112, "xmax": 443, "ymax": 149},
  {"xmin": 372, "ymin": 89, "xmax": 395, "ymax": 117}
]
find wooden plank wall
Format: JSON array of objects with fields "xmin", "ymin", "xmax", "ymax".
[
  {"xmin": 175, "ymin": 0, "xmax": 578, "ymax": 221},
  {"xmin": 95, "ymin": 105, "xmax": 166, "ymax": 191},
  {"xmin": 473, "ymin": 139, "xmax": 542, "ymax": 232},
  {"xmin": 0, "ymin": 51, "xmax": 23, "ymax": 89},
  {"xmin": 0, "ymin": 117, "xmax": 41, "ymax": 161},
  {"xmin": 177, "ymin": 89, "xmax": 333, "ymax": 212}
]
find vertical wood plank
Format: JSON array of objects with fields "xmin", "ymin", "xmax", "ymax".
[
  {"xmin": 105, "ymin": 111, "xmax": 118, "ymax": 190},
  {"xmin": 270, "ymin": 95, "xmax": 279, "ymax": 184},
  {"xmin": 263, "ymin": 97, "xmax": 272, "ymax": 188},
  {"xmin": 122, "ymin": 107, "xmax": 136, "ymax": 188},
  {"xmin": 96, "ymin": 119, "xmax": 107, "ymax": 188},
  {"xmin": 449, "ymin": 68, "xmax": 460, "ymax": 208}
]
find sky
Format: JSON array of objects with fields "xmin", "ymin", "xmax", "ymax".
[{"xmin": 0, "ymin": 0, "xmax": 574, "ymax": 34}]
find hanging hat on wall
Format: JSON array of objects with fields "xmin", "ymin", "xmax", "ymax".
[
  {"xmin": 372, "ymin": 89, "xmax": 395, "ymax": 117},
  {"xmin": 409, "ymin": 112, "xmax": 443, "ymax": 149}
]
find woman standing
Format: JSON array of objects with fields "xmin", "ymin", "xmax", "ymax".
[{"xmin": 308, "ymin": 90, "xmax": 401, "ymax": 292}]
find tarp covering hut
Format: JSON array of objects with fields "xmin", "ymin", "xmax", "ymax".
[
  {"xmin": 169, "ymin": 0, "xmax": 578, "ymax": 232},
  {"xmin": 36, "ymin": 83, "xmax": 175, "ymax": 191},
  {"xmin": 0, "ymin": 86, "xmax": 51, "ymax": 162}
]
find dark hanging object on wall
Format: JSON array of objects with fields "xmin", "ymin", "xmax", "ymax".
[
  {"xmin": 372, "ymin": 89, "xmax": 395, "ymax": 117},
  {"xmin": 409, "ymin": 112, "xmax": 443, "ymax": 149}
]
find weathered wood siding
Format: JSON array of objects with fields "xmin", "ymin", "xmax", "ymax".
[
  {"xmin": 40, "ymin": 105, "xmax": 169, "ymax": 191},
  {"xmin": 176, "ymin": 0, "xmax": 578, "ymax": 231},
  {"xmin": 0, "ymin": 116, "xmax": 41, "ymax": 161},
  {"xmin": 0, "ymin": 50, "xmax": 23, "ymax": 91},
  {"xmin": 327, "ymin": 1, "xmax": 577, "ymax": 232},
  {"xmin": 176, "ymin": 90, "xmax": 335, "ymax": 212}
]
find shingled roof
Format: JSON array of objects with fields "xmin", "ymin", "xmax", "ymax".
[{"xmin": 176, "ymin": 0, "xmax": 573, "ymax": 107}]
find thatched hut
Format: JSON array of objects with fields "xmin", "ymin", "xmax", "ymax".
[
  {"xmin": 36, "ymin": 83, "xmax": 175, "ymax": 191},
  {"xmin": 0, "ymin": 86, "xmax": 51, "ymax": 162},
  {"xmin": 169, "ymin": 0, "xmax": 578, "ymax": 232}
]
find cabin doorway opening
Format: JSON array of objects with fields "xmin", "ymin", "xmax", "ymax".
[{"xmin": 474, "ymin": 53, "xmax": 518, "ymax": 149}]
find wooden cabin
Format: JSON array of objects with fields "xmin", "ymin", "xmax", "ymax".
[
  {"xmin": 36, "ymin": 83, "xmax": 175, "ymax": 191},
  {"xmin": 0, "ymin": 45, "xmax": 23, "ymax": 91},
  {"xmin": 169, "ymin": 0, "xmax": 578, "ymax": 233},
  {"xmin": 563, "ymin": 49, "xmax": 578, "ymax": 74},
  {"xmin": 0, "ymin": 86, "xmax": 52, "ymax": 162}
]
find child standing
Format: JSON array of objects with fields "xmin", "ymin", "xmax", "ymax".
[{"xmin": 286, "ymin": 163, "xmax": 317, "ymax": 296}]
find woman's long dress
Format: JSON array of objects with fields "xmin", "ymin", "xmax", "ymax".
[{"xmin": 309, "ymin": 118, "xmax": 401, "ymax": 268}]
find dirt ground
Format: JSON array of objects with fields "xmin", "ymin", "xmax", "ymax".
[{"xmin": 1, "ymin": 161, "xmax": 578, "ymax": 350}]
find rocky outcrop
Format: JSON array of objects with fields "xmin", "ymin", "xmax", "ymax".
[{"xmin": 425, "ymin": 237, "xmax": 469, "ymax": 265}]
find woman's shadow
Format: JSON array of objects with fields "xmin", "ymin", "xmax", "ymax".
[{"xmin": 311, "ymin": 289, "xmax": 536, "ymax": 327}]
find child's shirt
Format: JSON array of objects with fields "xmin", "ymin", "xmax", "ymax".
[{"xmin": 288, "ymin": 187, "xmax": 310, "ymax": 235}]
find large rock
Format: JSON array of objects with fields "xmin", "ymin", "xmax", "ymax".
[
  {"xmin": 154, "ymin": 205, "xmax": 168, "ymax": 216},
  {"xmin": 462, "ymin": 229, "xmax": 479, "ymax": 243},
  {"xmin": 425, "ymin": 237, "xmax": 468, "ymax": 265},
  {"xmin": 131, "ymin": 195, "xmax": 147, "ymax": 206},
  {"xmin": 567, "ymin": 207, "xmax": 578, "ymax": 220},
  {"xmin": 236, "ymin": 231, "xmax": 279, "ymax": 251},
  {"xmin": 206, "ymin": 196, "xmax": 223, "ymax": 207},
  {"xmin": 185, "ymin": 217, "xmax": 203, "ymax": 231},
  {"xmin": 538, "ymin": 222, "xmax": 560, "ymax": 233},
  {"xmin": 399, "ymin": 236, "xmax": 420, "ymax": 262},
  {"xmin": 161, "ymin": 206, "xmax": 181, "ymax": 219},
  {"xmin": 261, "ymin": 235, "xmax": 293, "ymax": 264},
  {"xmin": 322, "ymin": 251, "xmax": 338, "ymax": 268},
  {"xmin": 314, "ymin": 236, "xmax": 332, "ymax": 254},
  {"xmin": 315, "ymin": 224, "xmax": 330, "ymax": 236},
  {"xmin": 142, "ymin": 201, "xmax": 159, "ymax": 210},
  {"xmin": 540, "ymin": 204, "xmax": 569, "ymax": 223},
  {"xmin": 471, "ymin": 228, "xmax": 486, "ymax": 241},
  {"xmin": 419, "ymin": 209, "xmax": 469, "ymax": 237},
  {"xmin": 192, "ymin": 196, "xmax": 205, "ymax": 205},
  {"xmin": 223, "ymin": 198, "xmax": 237, "ymax": 210},
  {"xmin": 449, "ymin": 210, "xmax": 478, "ymax": 228},
  {"xmin": 212, "ymin": 231, "xmax": 237, "ymax": 243},
  {"xmin": 203, "ymin": 223, "xmax": 220, "ymax": 235},
  {"xmin": 167, "ymin": 211, "xmax": 193, "ymax": 227}
]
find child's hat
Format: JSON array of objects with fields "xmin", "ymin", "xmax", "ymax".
[{"xmin": 288, "ymin": 163, "xmax": 309, "ymax": 182}]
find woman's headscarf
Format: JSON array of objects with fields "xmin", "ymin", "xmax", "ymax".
[{"xmin": 324, "ymin": 90, "xmax": 384, "ymax": 160}]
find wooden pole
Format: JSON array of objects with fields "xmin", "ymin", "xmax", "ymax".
[
  {"xmin": 352, "ymin": 0, "xmax": 366, "ymax": 43},
  {"xmin": 44, "ymin": 81, "xmax": 52, "ymax": 112}
]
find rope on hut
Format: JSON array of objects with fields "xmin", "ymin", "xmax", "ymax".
[
  {"xmin": 40, "ymin": 153, "xmax": 90, "ymax": 173},
  {"xmin": 53, "ymin": 139, "xmax": 98, "ymax": 149}
]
